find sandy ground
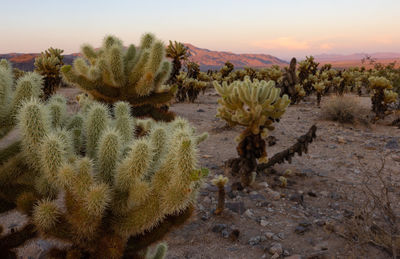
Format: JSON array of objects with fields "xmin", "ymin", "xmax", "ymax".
[{"xmin": 1, "ymin": 87, "xmax": 400, "ymax": 259}]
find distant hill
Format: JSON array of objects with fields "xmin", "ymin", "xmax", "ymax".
[
  {"xmin": 184, "ymin": 43, "xmax": 288, "ymax": 70},
  {"xmin": 0, "ymin": 53, "xmax": 75, "ymax": 71},
  {"xmin": 0, "ymin": 44, "xmax": 288, "ymax": 72},
  {"xmin": 2, "ymin": 47, "xmax": 400, "ymax": 72},
  {"xmin": 314, "ymin": 52, "xmax": 400, "ymax": 62}
]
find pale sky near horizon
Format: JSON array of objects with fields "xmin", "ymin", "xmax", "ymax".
[{"xmin": 0, "ymin": 0, "xmax": 399, "ymax": 59}]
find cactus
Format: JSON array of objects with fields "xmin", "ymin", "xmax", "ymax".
[
  {"xmin": 61, "ymin": 34, "xmax": 175, "ymax": 121},
  {"xmin": 0, "ymin": 59, "xmax": 44, "ymax": 138},
  {"xmin": 175, "ymin": 72, "xmax": 208, "ymax": 102},
  {"xmin": 369, "ymin": 76, "xmax": 398, "ymax": 119},
  {"xmin": 9, "ymin": 97, "xmax": 209, "ymax": 258},
  {"xmin": 214, "ymin": 76, "xmax": 290, "ymax": 186},
  {"xmin": 312, "ymin": 80, "xmax": 326, "ymax": 106},
  {"xmin": 34, "ymin": 47, "xmax": 64, "ymax": 100},
  {"xmin": 220, "ymin": 61, "xmax": 234, "ymax": 78},
  {"xmin": 279, "ymin": 58, "xmax": 304, "ymax": 104},
  {"xmin": 166, "ymin": 41, "xmax": 189, "ymax": 84},
  {"xmin": 211, "ymin": 175, "xmax": 229, "ymax": 215},
  {"xmin": 298, "ymin": 56, "xmax": 319, "ymax": 95}
]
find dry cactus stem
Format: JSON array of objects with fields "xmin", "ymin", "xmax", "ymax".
[
  {"xmin": 211, "ymin": 175, "xmax": 229, "ymax": 215},
  {"xmin": 258, "ymin": 124, "xmax": 317, "ymax": 170},
  {"xmin": 214, "ymin": 76, "xmax": 290, "ymax": 186}
]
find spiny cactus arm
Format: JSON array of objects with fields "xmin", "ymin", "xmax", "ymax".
[
  {"xmin": 18, "ymin": 98, "xmax": 50, "ymax": 171},
  {"xmin": 114, "ymin": 103, "xmax": 135, "ymax": 144},
  {"xmin": 85, "ymin": 103, "xmax": 111, "ymax": 158},
  {"xmin": 153, "ymin": 61, "xmax": 171, "ymax": 92},
  {"xmin": 81, "ymin": 44, "xmax": 98, "ymax": 64},
  {"xmin": 146, "ymin": 243, "xmax": 168, "ymax": 259},
  {"xmin": 96, "ymin": 127, "xmax": 122, "ymax": 184},
  {"xmin": 66, "ymin": 113, "xmax": 84, "ymax": 153},
  {"xmin": 124, "ymin": 44, "xmax": 137, "ymax": 75}
]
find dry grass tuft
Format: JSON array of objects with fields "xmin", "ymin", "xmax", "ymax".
[{"xmin": 321, "ymin": 95, "xmax": 368, "ymax": 124}]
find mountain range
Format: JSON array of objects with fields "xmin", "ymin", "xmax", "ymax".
[{"xmin": 1, "ymin": 44, "xmax": 400, "ymax": 71}]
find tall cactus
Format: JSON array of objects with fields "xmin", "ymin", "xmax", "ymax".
[
  {"xmin": 61, "ymin": 34, "xmax": 175, "ymax": 121},
  {"xmin": 369, "ymin": 76, "xmax": 398, "ymax": 119},
  {"xmin": 34, "ymin": 47, "xmax": 64, "ymax": 100},
  {"xmin": 9, "ymin": 97, "xmax": 209, "ymax": 258},
  {"xmin": 214, "ymin": 76, "xmax": 290, "ymax": 186}
]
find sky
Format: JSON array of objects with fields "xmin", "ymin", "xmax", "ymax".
[{"xmin": 0, "ymin": 0, "xmax": 399, "ymax": 59}]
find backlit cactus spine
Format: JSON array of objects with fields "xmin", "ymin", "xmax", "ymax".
[
  {"xmin": 214, "ymin": 76, "xmax": 290, "ymax": 186},
  {"xmin": 61, "ymin": 33, "xmax": 175, "ymax": 121}
]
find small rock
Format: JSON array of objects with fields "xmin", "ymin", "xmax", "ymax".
[
  {"xmin": 307, "ymin": 191, "xmax": 317, "ymax": 197},
  {"xmin": 244, "ymin": 209, "xmax": 254, "ymax": 218},
  {"xmin": 259, "ymin": 182, "xmax": 269, "ymax": 188},
  {"xmin": 271, "ymin": 253, "xmax": 280, "ymax": 259},
  {"xmin": 267, "ymin": 189, "xmax": 280, "ymax": 200},
  {"xmin": 265, "ymin": 232, "xmax": 274, "ymax": 239},
  {"xmin": 386, "ymin": 138, "xmax": 399, "ymax": 149},
  {"xmin": 229, "ymin": 229, "xmax": 240, "ymax": 241},
  {"xmin": 260, "ymin": 220, "xmax": 269, "ymax": 227},
  {"xmin": 250, "ymin": 193, "xmax": 267, "ymax": 201},
  {"xmin": 249, "ymin": 235, "xmax": 266, "ymax": 246},
  {"xmin": 283, "ymin": 250, "xmax": 290, "ymax": 256},
  {"xmin": 337, "ymin": 136, "xmax": 346, "ymax": 144},
  {"xmin": 298, "ymin": 168, "xmax": 315, "ymax": 177},
  {"xmin": 226, "ymin": 202, "xmax": 246, "ymax": 214},
  {"xmin": 212, "ymin": 224, "xmax": 227, "ymax": 233},
  {"xmin": 197, "ymin": 109, "xmax": 205, "ymax": 112},
  {"xmin": 274, "ymin": 232, "xmax": 285, "ymax": 241},
  {"xmin": 221, "ymin": 229, "xmax": 229, "ymax": 238},
  {"xmin": 269, "ymin": 242, "xmax": 283, "ymax": 255},
  {"xmin": 289, "ymin": 193, "xmax": 304, "ymax": 204}
]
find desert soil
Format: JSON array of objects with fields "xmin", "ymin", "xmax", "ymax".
[{"xmin": 1, "ymin": 87, "xmax": 399, "ymax": 259}]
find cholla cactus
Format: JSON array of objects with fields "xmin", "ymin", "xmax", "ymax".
[
  {"xmin": 211, "ymin": 175, "xmax": 229, "ymax": 215},
  {"xmin": 298, "ymin": 56, "xmax": 319, "ymax": 95},
  {"xmin": 175, "ymin": 72, "xmax": 208, "ymax": 102},
  {"xmin": 214, "ymin": 76, "xmax": 290, "ymax": 186},
  {"xmin": 13, "ymin": 98, "xmax": 209, "ymax": 258},
  {"xmin": 313, "ymin": 81, "xmax": 326, "ymax": 106},
  {"xmin": 220, "ymin": 61, "xmax": 234, "ymax": 78},
  {"xmin": 279, "ymin": 58, "xmax": 302, "ymax": 104},
  {"xmin": 0, "ymin": 59, "xmax": 44, "ymax": 138},
  {"xmin": 61, "ymin": 34, "xmax": 175, "ymax": 121},
  {"xmin": 166, "ymin": 41, "xmax": 188, "ymax": 84},
  {"xmin": 34, "ymin": 47, "xmax": 64, "ymax": 100},
  {"xmin": 369, "ymin": 76, "xmax": 398, "ymax": 119}
]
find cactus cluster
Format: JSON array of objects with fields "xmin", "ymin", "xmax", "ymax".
[
  {"xmin": 214, "ymin": 76, "xmax": 290, "ymax": 186},
  {"xmin": 1, "ymin": 86, "xmax": 208, "ymax": 258},
  {"xmin": 166, "ymin": 41, "xmax": 189, "ymax": 84},
  {"xmin": 0, "ymin": 59, "xmax": 44, "ymax": 138},
  {"xmin": 298, "ymin": 56, "xmax": 319, "ymax": 95},
  {"xmin": 61, "ymin": 34, "xmax": 175, "ymax": 121},
  {"xmin": 34, "ymin": 47, "xmax": 64, "ymax": 100},
  {"xmin": 279, "ymin": 58, "xmax": 305, "ymax": 104},
  {"xmin": 369, "ymin": 76, "xmax": 398, "ymax": 119},
  {"xmin": 175, "ymin": 72, "xmax": 209, "ymax": 102}
]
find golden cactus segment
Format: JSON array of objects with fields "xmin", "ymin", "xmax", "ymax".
[{"xmin": 214, "ymin": 76, "xmax": 290, "ymax": 141}]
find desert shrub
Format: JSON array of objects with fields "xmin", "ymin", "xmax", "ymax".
[
  {"xmin": 342, "ymin": 155, "xmax": 400, "ymax": 258},
  {"xmin": 321, "ymin": 95, "xmax": 366, "ymax": 124}
]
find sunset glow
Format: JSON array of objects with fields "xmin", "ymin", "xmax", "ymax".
[{"xmin": 1, "ymin": 0, "xmax": 399, "ymax": 59}]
